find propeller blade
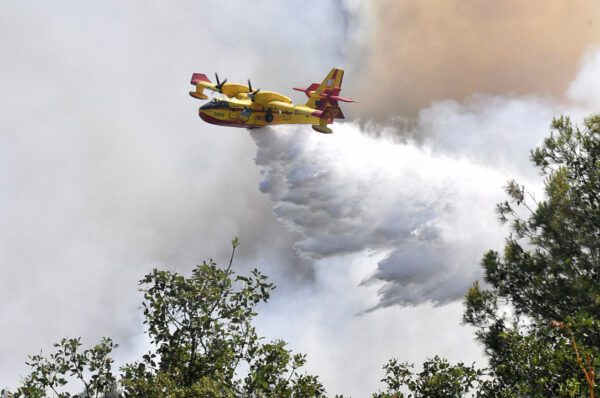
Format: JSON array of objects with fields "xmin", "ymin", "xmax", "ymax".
[
  {"xmin": 250, "ymin": 88, "xmax": 261, "ymax": 100},
  {"xmin": 247, "ymin": 79, "xmax": 253, "ymax": 93},
  {"xmin": 214, "ymin": 73, "xmax": 228, "ymax": 92}
]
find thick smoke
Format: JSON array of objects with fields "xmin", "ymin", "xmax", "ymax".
[
  {"xmin": 252, "ymin": 123, "xmax": 514, "ymax": 307},
  {"xmin": 252, "ymin": 48, "xmax": 600, "ymax": 308},
  {"xmin": 355, "ymin": 0, "xmax": 600, "ymax": 120},
  {"xmin": 567, "ymin": 48, "xmax": 600, "ymax": 109}
]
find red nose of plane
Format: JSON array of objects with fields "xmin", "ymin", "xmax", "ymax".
[
  {"xmin": 197, "ymin": 108, "xmax": 229, "ymax": 127},
  {"xmin": 198, "ymin": 109, "xmax": 210, "ymax": 122},
  {"xmin": 198, "ymin": 108, "xmax": 214, "ymax": 123}
]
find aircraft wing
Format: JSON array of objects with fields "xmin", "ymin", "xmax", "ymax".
[
  {"xmin": 267, "ymin": 101, "xmax": 319, "ymax": 117},
  {"xmin": 228, "ymin": 98, "xmax": 253, "ymax": 107}
]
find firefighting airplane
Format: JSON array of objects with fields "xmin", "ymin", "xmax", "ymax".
[{"xmin": 189, "ymin": 68, "xmax": 356, "ymax": 134}]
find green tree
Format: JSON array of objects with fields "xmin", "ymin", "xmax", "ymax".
[
  {"xmin": 121, "ymin": 238, "xmax": 325, "ymax": 397},
  {"xmin": 11, "ymin": 337, "xmax": 118, "ymax": 398},
  {"xmin": 8, "ymin": 238, "xmax": 325, "ymax": 397},
  {"xmin": 372, "ymin": 356, "xmax": 483, "ymax": 398},
  {"xmin": 464, "ymin": 115, "xmax": 600, "ymax": 397}
]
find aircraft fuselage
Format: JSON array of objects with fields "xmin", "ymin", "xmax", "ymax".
[{"xmin": 199, "ymin": 99, "xmax": 322, "ymax": 129}]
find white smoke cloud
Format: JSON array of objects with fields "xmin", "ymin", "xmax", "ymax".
[
  {"xmin": 252, "ymin": 123, "xmax": 515, "ymax": 307},
  {"xmin": 418, "ymin": 94, "xmax": 559, "ymax": 174},
  {"xmin": 251, "ymin": 45, "xmax": 600, "ymax": 308},
  {"xmin": 248, "ymin": 46, "xmax": 600, "ymax": 392},
  {"xmin": 567, "ymin": 48, "xmax": 600, "ymax": 109}
]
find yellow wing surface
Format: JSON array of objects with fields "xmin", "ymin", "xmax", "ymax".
[
  {"xmin": 227, "ymin": 96, "xmax": 317, "ymax": 117},
  {"xmin": 250, "ymin": 91, "xmax": 315, "ymax": 116},
  {"xmin": 266, "ymin": 101, "xmax": 318, "ymax": 117}
]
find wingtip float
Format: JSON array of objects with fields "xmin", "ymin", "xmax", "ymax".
[{"xmin": 189, "ymin": 68, "xmax": 356, "ymax": 134}]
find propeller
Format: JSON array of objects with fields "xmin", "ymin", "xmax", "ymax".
[
  {"xmin": 214, "ymin": 73, "xmax": 228, "ymax": 92},
  {"xmin": 247, "ymin": 79, "xmax": 261, "ymax": 101},
  {"xmin": 249, "ymin": 89, "xmax": 261, "ymax": 101}
]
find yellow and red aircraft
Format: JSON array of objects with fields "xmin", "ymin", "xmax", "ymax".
[{"xmin": 189, "ymin": 68, "xmax": 356, "ymax": 134}]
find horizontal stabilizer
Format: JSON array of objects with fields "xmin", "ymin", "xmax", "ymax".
[
  {"xmin": 293, "ymin": 83, "xmax": 320, "ymax": 98},
  {"xmin": 189, "ymin": 91, "xmax": 209, "ymax": 100},
  {"xmin": 328, "ymin": 95, "xmax": 356, "ymax": 103},
  {"xmin": 191, "ymin": 73, "xmax": 211, "ymax": 85}
]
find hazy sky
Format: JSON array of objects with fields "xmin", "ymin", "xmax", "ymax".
[{"xmin": 1, "ymin": 1, "xmax": 600, "ymax": 396}]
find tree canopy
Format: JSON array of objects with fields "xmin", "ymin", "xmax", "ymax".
[
  {"xmin": 7, "ymin": 238, "xmax": 326, "ymax": 398},
  {"xmin": 464, "ymin": 115, "xmax": 600, "ymax": 397}
]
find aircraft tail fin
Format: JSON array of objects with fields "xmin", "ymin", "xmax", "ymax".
[{"xmin": 293, "ymin": 68, "xmax": 356, "ymax": 110}]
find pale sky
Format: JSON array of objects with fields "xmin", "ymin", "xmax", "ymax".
[{"xmin": 1, "ymin": 1, "xmax": 600, "ymax": 396}]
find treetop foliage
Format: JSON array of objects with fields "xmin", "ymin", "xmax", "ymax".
[
  {"xmin": 8, "ymin": 239, "xmax": 326, "ymax": 398},
  {"xmin": 465, "ymin": 114, "xmax": 600, "ymax": 397}
]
